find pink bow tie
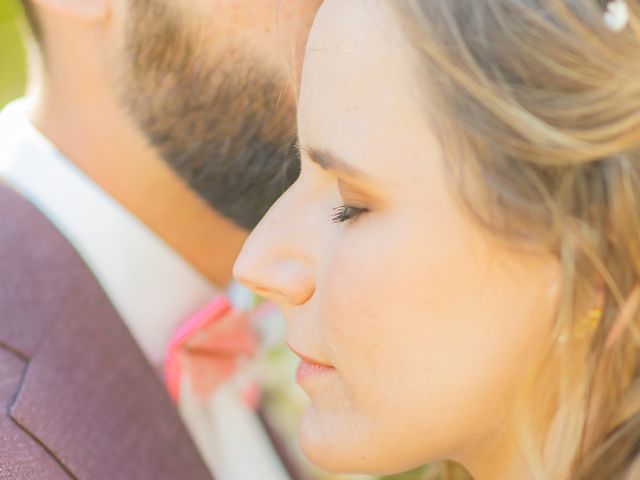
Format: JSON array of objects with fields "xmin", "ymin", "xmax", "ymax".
[{"xmin": 164, "ymin": 296, "xmax": 259, "ymax": 405}]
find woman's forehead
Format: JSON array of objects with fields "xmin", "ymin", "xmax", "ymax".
[
  {"xmin": 299, "ymin": 1, "xmax": 416, "ymax": 137},
  {"xmin": 298, "ymin": 0, "xmax": 436, "ymax": 183},
  {"xmin": 304, "ymin": 0, "xmax": 402, "ymax": 67}
]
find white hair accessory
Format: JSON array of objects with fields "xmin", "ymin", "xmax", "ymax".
[{"xmin": 604, "ymin": 0, "xmax": 630, "ymax": 32}]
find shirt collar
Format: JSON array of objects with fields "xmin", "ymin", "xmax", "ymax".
[{"xmin": 0, "ymin": 98, "xmax": 220, "ymax": 367}]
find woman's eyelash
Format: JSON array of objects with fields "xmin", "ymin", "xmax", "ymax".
[{"xmin": 332, "ymin": 205, "xmax": 368, "ymax": 224}]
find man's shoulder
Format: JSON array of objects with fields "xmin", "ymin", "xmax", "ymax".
[
  {"xmin": 0, "ymin": 183, "xmax": 214, "ymax": 480},
  {"xmin": 0, "ymin": 182, "xmax": 76, "ymax": 289},
  {"xmin": 0, "ymin": 181, "xmax": 111, "ymax": 284},
  {"xmin": 0, "ymin": 183, "xmax": 100, "ymax": 357}
]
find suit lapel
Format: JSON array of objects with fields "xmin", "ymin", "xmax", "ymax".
[
  {"xmin": 0, "ymin": 184, "xmax": 214, "ymax": 480},
  {"xmin": 0, "ymin": 347, "xmax": 74, "ymax": 480}
]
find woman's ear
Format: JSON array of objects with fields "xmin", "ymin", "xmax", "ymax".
[{"xmin": 29, "ymin": 0, "xmax": 110, "ymax": 22}]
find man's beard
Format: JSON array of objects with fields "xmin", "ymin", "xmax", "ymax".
[{"xmin": 118, "ymin": 1, "xmax": 299, "ymax": 230}]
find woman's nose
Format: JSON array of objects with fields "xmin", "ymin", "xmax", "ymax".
[{"xmin": 234, "ymin": 192, "xmax": 316, "ymax": 307}]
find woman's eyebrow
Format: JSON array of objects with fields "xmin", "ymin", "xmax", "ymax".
[{"xmin": 300, "ymin": 144, "xmax": 367, "ymax": 180}]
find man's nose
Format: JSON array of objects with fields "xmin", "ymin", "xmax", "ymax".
[{"xmin": 234, "ymin": 192, "xmax": 316, "ymax": 307}]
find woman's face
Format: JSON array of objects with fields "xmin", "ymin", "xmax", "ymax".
[{"xmin": 235, "ymin": 0, "xmax": 561, "ymax": 475}]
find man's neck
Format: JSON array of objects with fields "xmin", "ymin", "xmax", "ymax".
[{"xmin": 29, "ymin": 67, "xmax": 247, "ymax": 289}]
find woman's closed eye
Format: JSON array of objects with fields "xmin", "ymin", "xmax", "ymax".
[
  {"xmin": 331, "ymin": 204, "xmax": 369, "ymax": 224},
  {"xmin": 331, "ymin": 179, "xmax": 375, "ymax": 224}
]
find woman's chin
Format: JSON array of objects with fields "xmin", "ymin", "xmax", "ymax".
[
  {"xmin": 298, "ymin": 403, "xmax": 417, "ymax": 476},
  {"xmin": 298, "ymin": 404, "xmax": 360, "ymax": 473}
]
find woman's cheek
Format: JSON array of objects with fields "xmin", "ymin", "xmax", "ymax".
[
  {"xmin": 318, "ymin": 208, "xmax": 481, "ymax": 408},
  {"xmin": 320, "ymin": 212, "xmax": 421, "ymax": 400}
]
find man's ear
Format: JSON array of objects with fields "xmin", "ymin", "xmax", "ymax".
[{"xmin": 29, "ymin": 0, "xmax": 109, "ymax": 22}]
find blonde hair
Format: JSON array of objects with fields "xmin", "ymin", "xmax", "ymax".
[{"xmin": 388, "ymin": 1, "xmax": 640, "ymax": 478}]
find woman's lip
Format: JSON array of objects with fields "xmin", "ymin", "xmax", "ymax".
[
  {"xmin": 286, "ymin": 342, "xmax": 336, "ymax": 383},
  {"xmin": 295, "ymin": 359, "xmax": 336, "ymax": 384},
  {"xmin": 286, "ymin": 342, "xmax": 334, "ymax": 368}
]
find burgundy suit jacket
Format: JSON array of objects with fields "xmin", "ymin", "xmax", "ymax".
[{"xmin": 0, "ymin": 183, "xmax": 214, "ymax": 479}]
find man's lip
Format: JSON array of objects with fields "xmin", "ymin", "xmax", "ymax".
[{"xmin": 286, "ymin": 342, "xmax": 334, "ymax": 368}]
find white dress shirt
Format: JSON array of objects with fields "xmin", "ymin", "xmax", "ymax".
[{"xmin": 0, "ymin": 99, "xmax": 291, "ymax": 480}]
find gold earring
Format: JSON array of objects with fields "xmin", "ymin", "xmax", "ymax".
[{"xmin": 558, "ymin": 307, "xmax": 603, "ymax": 343}]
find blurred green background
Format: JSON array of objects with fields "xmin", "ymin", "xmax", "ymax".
[{"xmin": 0, "ymin": 0, "xmax": 28, "ymax": 108}]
